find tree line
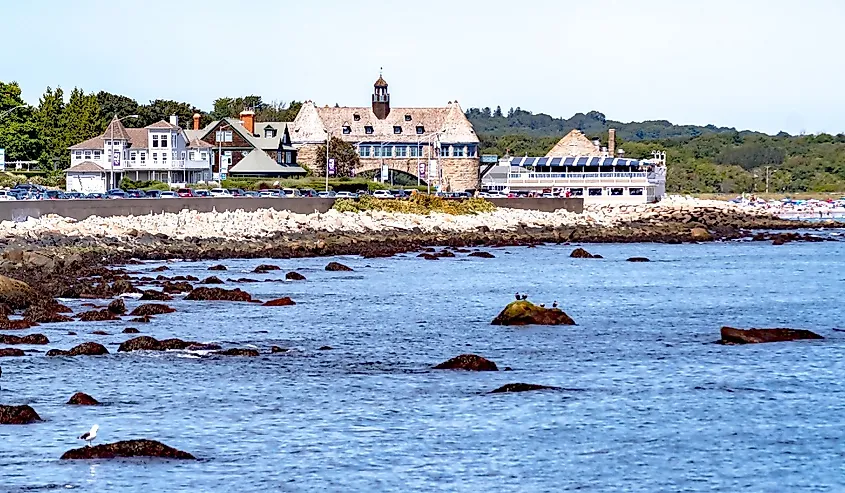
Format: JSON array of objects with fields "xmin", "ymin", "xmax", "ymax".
[{"xmin": 0, "ymin": 80, "xmax": 301, "ymax": 170}]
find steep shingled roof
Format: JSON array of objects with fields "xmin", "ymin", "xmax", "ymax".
[
  {"xmin": 228, "ymin": 150, "xmax": 306, "ymax": 174},
  {"xmin": 545, "ymin": 130, "xmax": 602, "ymax": 157},
  {"xmin": 103, "ymin": 116, "xmax": 131, "ymax": 141},
  {"xmin": 65, "ymin": 161, "xmax": 106, "ymax": 173}
]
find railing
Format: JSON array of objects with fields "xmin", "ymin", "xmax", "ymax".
[
  {"xmin": 122, "ymin": 159, "xmax": 210, "ymax": 170},
  {"xmin": 505, "ymin": 172, "xmax": 653, "ymax": 185}
]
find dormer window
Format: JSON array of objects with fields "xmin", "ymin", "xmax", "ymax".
[
  {"xmin": 365, "ymin": 126, "xmax": 374, "ymax": 134},
  {"xmin": 404, "ymin": 114, "xmax": 412, "ymax": 121},
  {"xmin": 353, "ymin": 113, "xmax": 361, "ymax": 121},
  {"xmin": 342, "ymin": 125, "xmax": 351, "ymax": 135},
  {"xmin": 416, "ymin": 125, "xmax": 425, "ymax": 134},
  {"xmin": 393, "ymin": 126, "xmax": 402, "ymax": 134},
  {"xmin": 264, "ymin": 128, "xmax": 276, "ymax": 138}
]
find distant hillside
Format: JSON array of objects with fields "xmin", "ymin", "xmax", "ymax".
[{"xmin": 465, "ymin": 107, "xmax": 769, "ymax": 141}]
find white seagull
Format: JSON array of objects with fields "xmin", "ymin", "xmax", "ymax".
[{"xmin": 79, "ymin": 424, "xmax": 99, "ymax": 447}]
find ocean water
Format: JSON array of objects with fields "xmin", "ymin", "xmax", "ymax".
[{"xmin": 2, "ymin": 235, "xmax": 845, "ymax": 492}]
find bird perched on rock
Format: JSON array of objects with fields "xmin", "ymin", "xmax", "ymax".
[
  {"xmin": 514, "ymin": 292, "xmax": 520, "ymax": 301},
  {"xmin": 539, "ymin": 303, "xmax": 545, "ymax": 308},
  {"xmin": 521, "ymin": 294, "xmax": 528, "ymax": 300},
  {"xmin": 79, "ymin": 424, "xmax": 99, "ymax": 447},
  {"xmin": 552, "ymin": 301, "xmax": 558, "ymax": 308}
]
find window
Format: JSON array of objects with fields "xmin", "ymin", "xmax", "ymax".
[
  {"xmin": 181, "ymin": 151, "xmax": 186, "ymax": 160},
  {"xmin": 152, "ymin": 135, "xmax": 159, "ymax": 148},
  {"xmin": 629, "ymin": 188, "xmax": 644, "ymax": 196},
  {"xmin": 161, "ymin": 135, "xmax": 168, "ymax": 147},
  {"xmin": 373, "ymin": 146, "xmax": 381, "ymax": 157},
  {"xmin": 610, "ymin": 188, "xmax": 623, "ymax": 196},
  {"xmin": 359, "ymin": 146, "xmax": 371, "ymax": 157},
  {"xmin": 162, "ymin": 152, "xmax": 168, "ymax": 163},
  {"xmin": 189, "ymin": 151, "xmax": 197, "ymax": 161},
  {"xmin": 569, "ymin": 188, "xmax": 583, "ymax": 196},
  {"xmin": 453, "ymin": 146, "xmax": 464, "ymax": 157},
  {"xmin": 416, "ymin": 125, "xmax": 424, "ymax": 134},
  {"xmin": 364, "ymin": 126, "xmax": 374, "ymax": 134},
  {"xmin": 440, "ymin": 145, "xmax": 449, "ymax": 157},
  {"xmin": 409, "ymin": 146, "xmax": 419, "ymax": 157},
  {"xmin": 74, "ymin": 151, "xmax": 83, "ymax": 160},
  {"xmin": 140, "ymin": 152, "xmax": 146, "ymax": 163},
  {"xmin": 393, "ymin": 126, "xmax": 402, "ymax": 134},
  {"xmin": 396, "ymin": 146, "xmax": 407, "ymax": 157},
  {"xmin": 285, "ymin": 151, "xmax": 292, "ymax": 164},
  {"xmin": 404, "ymin": 114, "xmax": 412, "ymax": 121},
  {"xmin": 200, "ymin": 151, "xmax": 208, "ymax": 161},
  {"xmin": 276, "ymin": 152, "xmax": 282, "ymax": 164},
  {"xmin": 342, "ymin": 125, "xmax": 351, "ymax": 134},
  {"xmin": 467, "ymin": 145, "xmax": 477, "ymax": 157},
  {"xmin": 83, "ymin": 151, "xmax": 92, "ymax": 159},
  {"xmin": 588, "ymin": 188, "xmax": 603, "ymax": 196},
  {"xmin": 93, "ymin": 150, "xmax": 101, "ymax": 160},
  {"xmin": 264, "ymin": 128, "xmax": 276, "ymax": 138},
  {"xmin": 383, "ymin": 146, "xmax": 393, "ymax": 157},
  {"xmin": 152, "ymin": 152, "xmax": 158, "ymax": 163},
  {"xmin": 353, "ymin": 113, "xmax": 361, "ymax": 121},
  {"xmin": 130, "ymin": 151, "xmax": 137, "ymax": 161}
]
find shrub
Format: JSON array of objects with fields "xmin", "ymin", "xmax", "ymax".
[{"xmin": 333, "ymin": 194, "xmax": 495, "ymax": 215}]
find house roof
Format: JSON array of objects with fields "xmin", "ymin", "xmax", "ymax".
[
  {"xmin": 69, "ymin": 124, "xmax": 212, "ymax": 151},
  {"xmin": 291, "ymin": 101, "xmax": 479, "ymax": 144},
  {"xmin": 545, "ymin": 130, "xmax": 602, "ymax": 157},
  {"xmin": 145, "ymin": 120, "xmax": 178, "ymax": 130},
  {"xmin": 187, "ymin": 137, "xmax": 213, "ymax": 149},
  {"xmin": 202, "ymin": 118, "xmax": 296, "ymax": 151},
  {"xmin": 103, "ymin": 116, "xmax": 131, "ymax": 141},
  {"xmin": 228, "ymin": 150, "xmax": 306, "ymax": 174},
  {"xmin": 65, "ymin": 161, "xmax": 106, "ymax": 173},
  {"xmin": 69, "ymin": 136, "xmax": 105, "ymax": 150},
  {"xmin": 374, "ymin": 75, "xmax": 388, "ymax": 87}
]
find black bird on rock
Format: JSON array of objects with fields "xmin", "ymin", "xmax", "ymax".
[
  {"xmin": 520, "ymin": 294, "xmax": 528, "ymax": 301},
  {"xmin": 514, "ymin": 292, "xmax": 521, "ymax": 301},
  {"xmin": 552, "ymin": 301, "xmax": 558, "ymax": 308}
]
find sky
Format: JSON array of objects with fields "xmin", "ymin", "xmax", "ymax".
[{"xmin": 3, "ymin": 0, "xmax": 844, "ymax": 135}]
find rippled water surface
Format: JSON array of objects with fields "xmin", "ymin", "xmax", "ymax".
[{"xmin": 2, "ymin": 237, "xmax": 845, "ymax": 492}]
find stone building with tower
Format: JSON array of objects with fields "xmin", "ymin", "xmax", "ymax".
[{"xmin": 291, "ymin": 74, "xmax": 481, "ymax": 191}]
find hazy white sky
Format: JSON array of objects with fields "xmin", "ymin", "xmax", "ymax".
[{"xmin": 3, "ymin": 0, "xmax": 843, "ymax": 134}]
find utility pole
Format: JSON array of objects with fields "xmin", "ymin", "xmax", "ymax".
[
  {"xmin": 765, "ymin": 166, "xmax": 771, "ymax": 194},
  {"xmin": 325, "ymin": 131, "xmax": 330, "ymax": 192}
]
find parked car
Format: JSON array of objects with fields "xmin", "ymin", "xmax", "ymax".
[
  {"xmin": 84, "ymin": 193, "xmax": 107, "ymax": 199},
  {"xmin": 335, "ymin": 191, "xmax": 358, "ymax": 199},
  {"xmin": 227, "ymin": 188, "xmax": 246, "ymax": 197},
  {"xmin": 282, "ymin": 188, "xmax": 302, "ymax": 198},
  {"xmin": 43, "ymin": 190, "xmax": 67, "ymax": 200},
  {"xmin": 298, "ymin": 188, "xmax": 319, "ymax": 197},
  {"xmin": 209, "ymin": 188, "xmax": 232, "ymax": 197},
  {"xmin": 372, "ymin": 190, "xmax": 393, "ymax": 199},
  {"xmin": 160, "ymin": 191, "xmax": 179, "ymax": 198},
  {"xmin": 242, "ymin": 191, "xmax": 260, "ymax": 198},
  {"xmin": 258, "ymin": 189, "xmax": 282, "ymax": 197},
  {"xmin": 317, "ymin": 190, "xmax": 337, "ymax": 198},
  {"xmin": 0, "ymin": 190, "xmax": 18, "ymax": 201},
  {"xmin": 176, "ymin": 188, "xmax": 196, "ymax": 198},
  {"xmin": 390, "ymin": 190, "xmax": 410, "ymax": 199},
  {"xmin": 194, "ymin": 189, "xmax": 211, "ymax": 198},
  {"xmin": 144, "ymin": 190, "xmax": 162, "ymax": 199}
]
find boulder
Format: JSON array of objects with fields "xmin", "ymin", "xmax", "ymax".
[
  {"xmin": 47, "ymin": 342, "xmax": 109, "ymax": 357},
  {"xmin": 199, "ymin": 276, "xmax": 224, "ymax": 285},
  {"xmin": 0, "ymin": 317, "xmax": 37, "ymax": 330},
  {"xmin": 420, "ymin": 254, "xmax": 439, "ymax": 261},
  {"xmin": 690, "ymin": 227, "xmax": 713, "ymax": 242},
  {"xmin": 325, "ymin": 262, "xmax": 353, "ymax": 272},
  {"xmin": 433, "ymin": 354, "xmax": 498, "ymax": 371},
  {"xmin": 285, "ymin": 271, "xmax": 306, "ymax": 281},
  {"xmin": 271, "ymin": 346, "xmax": 289, "ymax": 353},
  {"xmin": 214, "ymin": 348, "xmax": 260, "ymax": 357},
  {"xmin": 490, "ymin": 383, "xmax": 561, "ymax": 393},
  {"xmin": 263, "ymin": 297, "xmax": 296, "ymax": 306},
  {"xmin": 468, "ymin": 251, "xmax": 496, "ymax": 258},
  {"xmin": 207, "ymin": 265, "xmax": 228, "ymax": 271},
  {"xmin": 122, "ymin": 328, "xmax": 140, "ymax": 334},
  {"xmin": 0, "ymin": 348, "xmax": 25, "ymax": 357},
  {"xmin": 570, "ymin": 248, "xmax": 600, "ymax": 259},
  {"xmin": 90, "ymin": 331, "xmax": 110, "ymax": 336},
  {"xmin": 185, "ymin": 287, "xmax": 252, "ymax": 302},
  {"xmin": 491, "ymin": 301, "xmax": 576, "ymax": 326},
  {"xmin": 151, "ymin": 266, "xmax": 170, "ymax": 272},
  {"xmin": 0, "ymin": 404, "xmax": 42, "ymax": 424},
  {"xmin": 253, "ymin": 264, "xmax": 281, "ymax": 273},
  {"xmin": 60, "ymin": 439, "xmax": 196, "ymax": 460},
  {"xmin": 184, "ymin": 343, "xmax": 222, "ymax": 351},
  {"xmin": 626, "ymin": 257, "xmax": 651, "ymax": 262},
  {"xmin": 139, "ymin": 290, "xmax": 173, "ymax": 301},
  {"xmin": 107, "ymin": 298, "xmax": 127, "ymax": 315},
  {"xmin": 67, "ymin": 392, "xmax": 99, "ymax": 405},
  {"xmin": 0, "ymin": 334, "xmax": 49, "ymax": 345},
  {"xmin": 111, "ymin": 280, "xmax": 139, "ymax": 295},
  {"xmin": 318, "ymin": 346, "xmax": 333, "ymax": 351},
  {"xmin": 78, "ymin": 309, "xmax": 120, "ymax": 322},
  {"xmin": 719, "ymin": 327, "xmax": 824, "ymax": 344},
  {"xmin": 23, "ymin": 301, "xmax": 74, "ymax": 323},
  {"xmin": 0, "ymin": 274, "xmax": 42, "ymax": 309},
  {"xmin": 129, "ymin": 304, "xmax": 176, "ymax": 317},
  {"xmin": 118, "ymin": 336, "xmax": 161, "ymax": 352},
  {"xmin": 229, "ymin": 278, "xmax": 260, "ymax": 283},
  {"xmin": 161, "ymin": 281, "xmax": 193, "ymax": 294},
  {"xmin": 435, "ymin": 250, "xmax": 456, "ymax": 258},
  {"xmin": 129, "ymin": 316, "xmax": 152, "ymax": 323}
]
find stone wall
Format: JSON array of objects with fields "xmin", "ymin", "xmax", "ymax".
[{"xmin": 294, "ymin": 143, "xmax": 322, "ymax": 175}]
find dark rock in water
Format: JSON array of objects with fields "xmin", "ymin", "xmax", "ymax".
[
  {"xmin": 118, "ymin": 336, "xmax": 161, "ymax": 352},
  {"xmin": 0, "ymin": 334, "xmax": 48, "ymax": 345},
  {"xmin": 772, "ymin": 237, "xmax": 787, "ymax": 246},
  {"xmin": 0, "ymin": 404, "xmax": 42, "ymax": 424},
  {"xmin": 570, "ymin": 248, "xmax": 599, "ymax": 259},
  {"xmin": 172, "ymin": 275, "xmax": 199, "ymax": 282},
  {"xmin": 151, "ymin": 266, "xmax": 170, "ymax": 272},
  {"xmin": 47, "ymin": 342, "xmax": 109, "ymax": 357},
  {"xmin": 0, "ymin": 316, "xmax": 37, "ymax": 330},
  {"xmin": 468, "ymin": 251, "xmax": 496, "ymax": 258},
  {"xmin": 719, "ymin": 327, "xmax": 824, "ymax": 344},
  {"xmin": 67, "ymin": 332, "xmax": 77, "ymax": 336},
  {"xmin": 129, "ymin": 304, "xmax": 176, "ymax": 317},
  {"xmin": 158, "ymin": 338, "xmax": 195, "ymax": 351},
  {"xmin": 0, "ymin": 303, "xmax": 13, "ymax": 317},
  {"xmin": 285, "ymin": 271, "xmax": 306, "ymax": 281},
  {"xmin": 200, "ymin": 276, "xmax": 224, "ymax": 285},
  {"xmin": 0, "ymin": 348, "xmax": 25, "ymax": 357},
  {"xmin": 214, "ymin": 348, "xmax": 259, "ymax": 357},
  {"xmin": 271, "ymin": 346, "xmax": 289, "ymax": 353},
  {"xmin": 690, "ymin": 227, "xmax": 713, "ymax": 242},
  {"xmin": 434, "ymin": 354, "xmax": 498, "ymax": 371},
  {"xmin": 491, "ymin": 301, "xmax": 576, "ymax": 326},
  {"xmin": 111, "ymin": 279, "xmax": 139, "ymax": 295},
  {"xmin": 90, "ymin": 330, "xmax": 110, "ymax": 336},
  {"xmin": 185, "ymin": 343, "xmax": 222, "ymax": 351},
  {"xmin": 129, "ymin": 316, "xmax": 152, "ymax": 323},
  {"xmin": 60, "ymin": 439, "xmax": 196, "ymax": 460},
  {"xmin": 318, "ymin": 345, "xmax": 333, "ymax": 351},
  {"xmin": 626, "ymin": 257, "xmax": 651, "ymax": 262},
  {"xmin": 0, "ymin": 274, "xmax": 43, "ymax": 309},
  {"xmin": 185, "ymin": 287, "xmax": 252, "ymax": 302},
  {"xmin": 139, "ymin": 289, "xmax": 173, "ymax": 301},
  {"xmin": 228, "ymin": 278, "xmax": 260, "ymax": 283},
  {"xmin": 161, "ymin": 281, "xmax": 193, "ymax": 294},
  {"xmin": 107, "ymin": 298, "xmax": 126, "ymax": 315},
  {"xmin": 490, "ymin": 383, "xmax": 561, "ymax": 393},
  {"xmin": 264, "ymin": 297, "xmax": 296, "ymax": 306},
  {"xmin": 208, "ymin": 264, "xmax": 228, "ymax": 271},
  {"xmin": 122, "ymin": 328, "xmax": 140, "ymax": 334},
  {"xmin": 78, "ymin": 308, "xmax": 121, "ymax": 322},
  {"xmin": 325, "ymin": 262, "xmax": 353, "ymax": 272},
  {"xmin": 23, "ymin": 301, "xmax": 74, "ymax": 323},
  {"xmin": 435, "ymin": 250, "xmax": 456, "ymax": 258},
  {"xmin": 67, "ymin": 392, "xmax": 99, "ymax": 405},
  {"xmin": 253, "ymin": 264, "xmax": 280, "ymax": 273}
]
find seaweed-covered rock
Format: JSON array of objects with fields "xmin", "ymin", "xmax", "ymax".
[
  {"xmin": 271, "ymin": 346, "xmax": 289, "ymax": 353},
  {"xmin": 185, "ymin": 287, "xmax": 252, "ymax": 302},
  {"xmin": 122, "ymin": 328, "xmax": 140, "ymax": 334},
  {"xmin": 139, "ymin": 290, "xmax": 173, "ymax": 301},
  {"xmin": 214, "ymin": 348, "xmax": 259, "ymax": 357},
  {"xmin": 0, "ymin": 275, "xmax": 42, "ymax": 309},
  {"xmin": 129, "ymin": 304, "xmax": 176, "ymax": 317},
  {"xmin": 490, "ymin": 383, "xmax": 561, "ymax": 393},
  {"xmin": 78, "ymin": 309, "xmax": 120, "ymax": 322},
  {"xmin": 107, "ymin": 298, "xmax": 126, "ymax": 315},
  {"xmin": 207, "ymin": 265, "xmax": 228, "ymax": 271},
  {"xmin": 570, "ymin": 248, "xmax": 600, "ymax": 259},
  {"xmin": 0, "ymin": 404, "xmax": 42, "ymax": 424},
  {"xmin": 325, "ymin": 262, "xmax": 353, "ymax": 272},
  {"xmin": 23, "ymin": 301, "xmax": 74, "ymax": 323},
  {"xmin": 0, "ymin": 348, "xmax": 25, "ymax": 357},
  {"xmin": 47, "ymin": 342, "xmax": 109, "ymax": 357},
  {"xmin": 433, "ymin": 354, "xmax": 498, "ymax": 371},
  {"xmin": 719, "ymin": 327, "xmax": 824, "ymax": 344},
  {"xmin": 117, "ymin": 336, "xmax": 161, "ymax": 352},
  {"xmin": 60, "ymin": 439, "xmax": 196, "ymax": 460},
  {"xmin": 690, "ymin": 227, "xmax": 713, "ymax": 242},
  {"xmin": 253, "ymin": 264, "xmax": 280, "ymax": 273},
  {"xmin": 0, "ymin": 317, "xmax": 37, "ymax": 330},
  {"xmin": 158, "ymin": 338, "xmax": 195, "ymax": 351},
  {"xmin": 0, "ymin": 334, "xmax": 48, "ymax": 345},
  {"xmin": 184, "ymin": 343, "xmax": 222, "ymax": 351},
  {"xmin": 468, "ymin": 251, "xmax": 496, "ymax": 258},
  {"xmin": 129, "ymin": 316, "xmax": 152, "ymax": 323},
  {"xmin": 67, "ymin": 392, "xmax": 99, "ymax": 405},
  {"xmin": 285, "ymin": 271, "xmax": 306, "ymax": 281},
  {"xmin": 151, "ymin": 266, "xmax": 170, "ymax": 272},
  {"xmin": 491, "ymin": 301, "xmax": 576, "ymax": 326},
  {"xmin": 263, "ymin": 297, "xmax": 296, "ymax": 306},
  {"xmin": 199, "ymin": 276, "xmax": 224, "ymax": 285},
  {"xmin": 161, "ymin": 281, "xmax": 193, "ymax": 294}
]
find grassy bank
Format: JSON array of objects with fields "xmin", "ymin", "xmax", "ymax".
[{"xmin": 333, "ymin": 194, "xmax": 496, "ymax": 215}]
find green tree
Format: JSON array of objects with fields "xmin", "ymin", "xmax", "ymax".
[
  {"xmin": 0, "ymin": 81, "xmax": 41, "ymax": 162},
  {"xmin": 35, "ymin": 86, "xmax": 66, "ymax": 169},
  {"xmin": 61, "ymin": 87, "xmax": 102, "ymax": 156},
  {"xmin": 96, "ymin": 91, "xmax": 140, "ymax": 130},
  {"xmin": 314, "ymin": 136, "xmax": 359, "ymax": 177},
  {"xmin": 138, "ymin": 99, "xmax": 201, "ymax": 128}
]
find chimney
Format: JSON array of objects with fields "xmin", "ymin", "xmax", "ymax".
[
  {"xmin": 240, "ymin": 110, "xmax": 255, "ymax": 135},
  {"xmin": 192, "ymin": 113, "xmax": 201, "ymax": 131},
  {"xmin": 608, "ymin": 128, "xmax": 616, "ymax": 157},
  {"xmin": 169, "ymin": 114, "xmax": 179, "ymax": 128}
]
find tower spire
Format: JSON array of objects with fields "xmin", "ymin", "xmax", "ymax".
[{"xmin": 372, "ymin": 70, "xmax": 390, "ymax": 119}]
